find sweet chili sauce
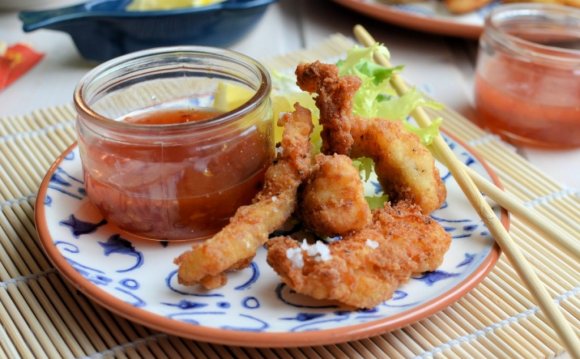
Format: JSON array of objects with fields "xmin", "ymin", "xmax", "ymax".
[
  {"xmin": 474, "ymin": 54, "xmax": 580, "ymax": 148},
  {"xmin": 474, "ymin": 5, "xmax": 580, "ymax": 148},
  {"xmin": 82, "ymin": 108, "xmax": 272, "ymax": 241}
]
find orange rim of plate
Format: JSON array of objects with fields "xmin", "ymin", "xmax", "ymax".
[
  {"xmin": 35, "ymin": 133, "xmax": 506, "ymax": 348},
  {"xmin": 333, "ymin": 0, "xmax": 484, "ymax": 39}
]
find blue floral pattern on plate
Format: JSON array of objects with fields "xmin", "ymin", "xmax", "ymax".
[{"xmin": 37, "ymin": 134, "xmax": 501, "ymax": 342}]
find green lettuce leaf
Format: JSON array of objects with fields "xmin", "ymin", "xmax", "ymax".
[
  {"xmin": 366, "ymin": 194, "xmax": 389, "ymax": 210},
  {"xmin": 335, "ymin": 43, "xmax": 444, "ymax": 147},
  {"xmin": 352, "ymin": 157, "xmax": 374, "ymax": 181},
  {"xmin": 352, "ymin": 157, "xmax": 389, "ymax": 209},
  {"xmin": 403, "ymin": 117, "xmax": 443, "ymax": 146}
]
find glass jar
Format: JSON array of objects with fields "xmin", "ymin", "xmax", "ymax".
[
  {"xmin": 474, "ymin": 4, "xmax": 580, "ymax": 148},
  {"xmin": 75, "ymin": 46, "xmax": 273, "ymax": 241}
]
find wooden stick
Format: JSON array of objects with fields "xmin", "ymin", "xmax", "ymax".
[
  {"xmin": 353, "ymin": 24, "xmax": 580, "ymax": 358},
  {"xmin": 464, "ymin": 166, "xmax": 580, "ymax": 259}
]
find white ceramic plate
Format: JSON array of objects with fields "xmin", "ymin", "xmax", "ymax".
[
  {"xmin": 35, "ymin": 133, "xmax": 504, "ymax": 347},
  {"xmin": 333, "ymin": 0, "xmax": 501, "ymax": 38}
]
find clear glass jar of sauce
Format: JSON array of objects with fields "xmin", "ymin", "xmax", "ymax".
[
  {"xmin": 75, "ymin": 46, "xmax": 273, "ymax": 241},
  {"xmin": 474, "ymin": 4, "xmax": 580, "ymax": 148}
]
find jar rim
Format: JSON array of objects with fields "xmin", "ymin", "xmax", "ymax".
[
  {"xmin": 74, "ymin": 46, "xmax": 271, "ymax": 133},
  {"xmin": 484, "ymin": 3, "xmax": 580, "ymax": 65}
]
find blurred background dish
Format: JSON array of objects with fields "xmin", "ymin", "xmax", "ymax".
[
  {"xmin": 332, "ymin": 0, "xmax": 499, "ymax": 38},
  {"xmin": 0, "ymin": 0, "xmax": 79, "ymax": 11},
  {"xmin": 333, "ymin": 0, "xmax": 580, "ymax": 38},
  {"xmin": 18, "ymin": 0, "xmax": 277, "ymax": 62}
]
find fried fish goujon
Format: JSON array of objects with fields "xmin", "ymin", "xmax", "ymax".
[
  {"xmin": 295, "ymin": 62, "xmax": 360, "ymax": 156},
  {"xmin": 350, "ymin": 116, "xmax": 446, "ymax": 214},
  {"xmin": 296, "ymin": 61, "xmax": 446, "ymax": 215},
  {"xmin": 174, "ymin": 104, "xmax": 313, "ymax": 288},
  {"xmin": 267, "ymin": 202, "xmax": 452, "ymax": 309},
  {"xmin": 300, "ymin": 154, "xmax": 371, "ymax": 237}
]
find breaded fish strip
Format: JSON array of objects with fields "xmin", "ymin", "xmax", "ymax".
[
  {"xmin": 175, "ymin": 104, "xmax": 314, "ymax": 288},
  {"xmin": 267, "ymin": 202, "xmax": 452, "ymax": 309},
  {"xmin": 296, "ymin": 61, "xmax": 445, "ymax": 214},
  {"xmin": 296, "ymin": 61, "xmax": 361, "ymax": 156},
  {"xmin": 300, "ymin": 154, "xmax": 371, "ymax": 237},
  {"xmin": 350, "ymin": 117, "xmax": 446, "ymax": 214}
]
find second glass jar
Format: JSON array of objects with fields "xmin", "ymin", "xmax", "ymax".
[{"xmin": 474, "ymin": 4, "xmax": 580, "ymax": 148}]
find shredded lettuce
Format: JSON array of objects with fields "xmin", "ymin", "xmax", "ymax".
[
  {"xmin": 351, "ymin": 157, "xmax": 389, "ymax": 209},
  {"xmin": 352, "ymin": 157, "xmax": 374, "ymax": 182},
  {"xmin": 336, "ymin": 43, "xmax": 443, "ymax": 143},
  {"xmin": 366, "ymin": 194, "xmax": 389, "ymax": 210},
  {"xmin": 337, "ymin": 44, "xmax": 403, "ymax": 119},
  {"xmin": 404, "ymin": 116, "xmax": 443, "ymax": 146},
  {"xmin": 271, "ymin": 69, "xmax": 300, "ymax": 94},
  {"xmin": 336, "ymin": 43, "xmax": 391, "ymax": 77},
  {"xmin": 375, "ymin": 90, "xmax": 442, "ymax": 123}
]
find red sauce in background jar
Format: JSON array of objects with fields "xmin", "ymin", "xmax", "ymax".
[
  {"xmin": 81, "ymin": 109, "xmax": 272, "ymax": 241},
  {"xmin": 474, "ymin": 55, "xmax": 580, "ymax": 147},
  {"xmin": 474, "ymin": 4, "xmax": 580, "ymax": 148}
]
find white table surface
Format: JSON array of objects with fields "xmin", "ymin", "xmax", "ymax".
[{"xmin": 1, "ymin": 0, "xmax": 578, "ymax": 191}]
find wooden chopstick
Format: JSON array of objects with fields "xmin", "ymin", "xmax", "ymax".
[
  {"xmin": 353, "ymin": 25, "xmax": 580, "ymax": 358},
  {"xmin": 464, "ymin": 166, "xmax": 580, "ymax": 258}
]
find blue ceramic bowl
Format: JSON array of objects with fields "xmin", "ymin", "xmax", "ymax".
[{"xmin": 19, "ymin": 0, "xmax": 277, "ymax": 62}]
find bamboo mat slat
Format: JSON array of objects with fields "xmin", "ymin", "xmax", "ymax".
[{"xmin": 0, "ymin": 34, "xmax": 578, "ymax": 359}]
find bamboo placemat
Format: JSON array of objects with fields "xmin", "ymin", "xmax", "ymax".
[{"xmin": 0, "ymin": 34, "xmax": 578, "ymax": 359}]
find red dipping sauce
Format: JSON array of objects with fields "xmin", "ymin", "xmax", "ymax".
[
  {"xmin": 474, "ymin": 4, "xmax": 580, "ymax": 148},
  {"xmin": 74, "ymin": 46, "xmax": 273, "ymax": 241},
  {"xmin": 81, "ymin": 109, "xmax": 271, "ymax": 241}
]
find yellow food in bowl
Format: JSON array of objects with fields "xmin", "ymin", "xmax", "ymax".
[{"xmin": 127, "ymin": 0, "xmax": 224, "ymax": 11}]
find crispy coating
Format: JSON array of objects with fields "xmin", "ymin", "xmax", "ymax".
[
  {"xmin": 296, "ymin": 61, "xmax": 361, "ymax": 156},
  {"xmin": 174, "ymin": 104, "xmax": 313, "ymax": 288},
  {"xmin": 300, "ymin": 154, "xmax": 371, "ymax": 237},
  {"xmin": 350, "ymin": 117, "xmax": 446, "ymax": 214},
  {"xmin": 296, "ymin": 61, "xmax": 445, "ymax": 214},
  {"xmin": 267, "ymin": 202, "xmax": 452, "ymax": 308}
]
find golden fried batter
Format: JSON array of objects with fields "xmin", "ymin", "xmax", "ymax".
[
  {"xmin": 350, "ymin": 117, "xmax": 446, "ymax": 214},
  {"xmin": 175, "ymin": 104, "xmax": 313, "ymax": 288},
  {"xmin": 296, "ymin": 61, "xmax": 361, "ymax": 156},
  {"xmin": 296, "ymin": 61, "xmax": 445, "ymax": 214},
  {"xmin": 267, "ymin": 202, "xmax": 452, "ymax": 308},
  {"xmin": 300, "ymin": 154, "xmax": 371, "ymax": 237}
]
